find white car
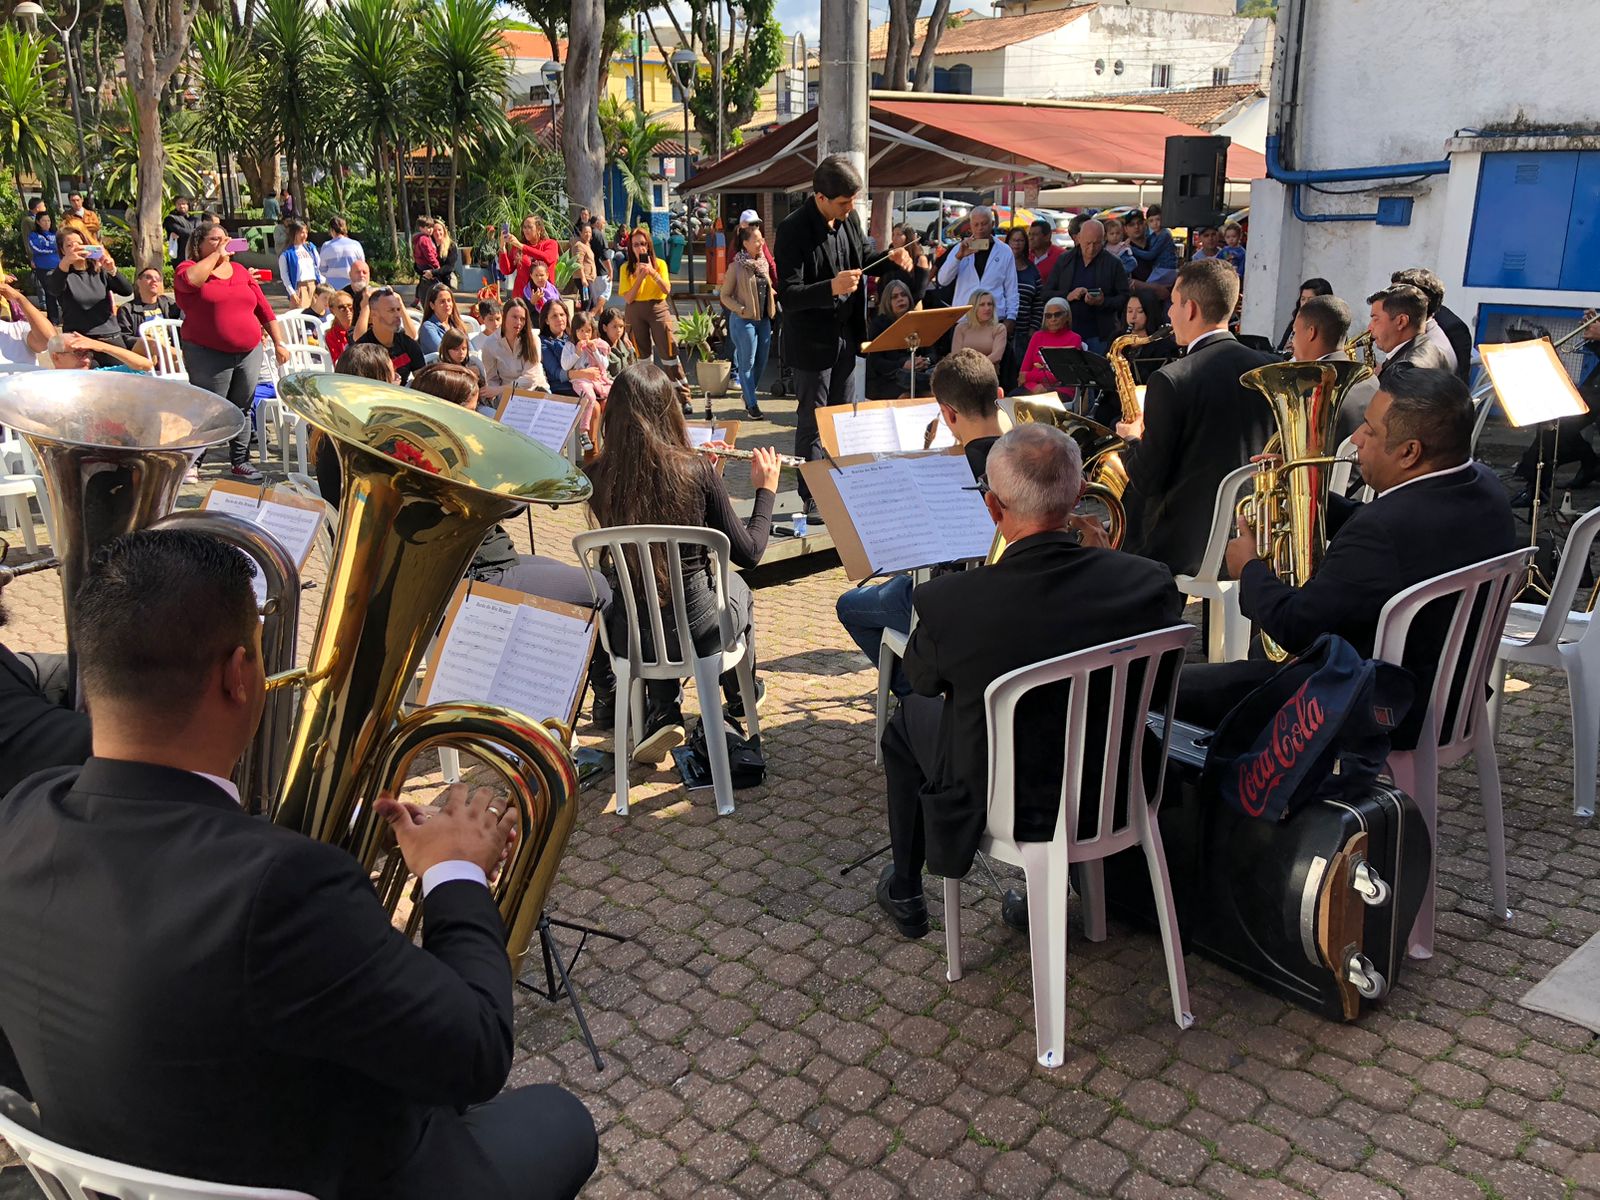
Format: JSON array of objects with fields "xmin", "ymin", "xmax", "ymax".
[{"xmin": 892, "ymin": 195, "xmax": 971, "ymax": 240}]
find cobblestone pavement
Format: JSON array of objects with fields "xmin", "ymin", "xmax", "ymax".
[{"xmin": 2, "ymin": 397, "xmax": 1598, "ymax": 1200}]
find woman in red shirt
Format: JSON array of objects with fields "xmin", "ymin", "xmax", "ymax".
[
  {"xmin": 175, "ymin": 220, "xmax": 291, "ymax": 481},
  {"xmin": 496, "ymin": 215, "xmax": 559, "ymax": 305},
  {"xmin": 1018, "ymin": 295, "xmax": 1084, "ymax": 395}
]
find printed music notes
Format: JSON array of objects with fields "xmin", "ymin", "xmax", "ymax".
[
  {"xmin": 818, "ymin": 399, "xmax": 956, "ymax": 457},
  {"xmin": 201, "ymin": 480, "xmax": 326, "ymax": 605},
  {"xmin": 421, "ymin": 581, "xmax": 598, "ymax": 730},
  {"xmin": 684, "ymin": 419, "xmax": 742, "ymax": 450},
  {"xmin": 821, "ymin": 452, "xmax": 993, "ymax": 577},
  {"xmin": 496, "ymin": 390, "xmax": 583, "ymax": 453}
]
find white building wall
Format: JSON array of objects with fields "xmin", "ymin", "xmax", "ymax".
[{"xmin": 1241, "ymin": 0, "xmax": 1599, "ymax": 344}]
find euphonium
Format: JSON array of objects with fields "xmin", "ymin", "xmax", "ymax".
[
  {"xmin": 1008, "ymin": 396, "xmax": 1129, "ymax": 550},
  {"xmin": 1237, "ymin": 359, "xmax": 1374, "ymax": 660}
]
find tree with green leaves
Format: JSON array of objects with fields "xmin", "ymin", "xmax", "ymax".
[
  {"xmin": 122, "ymin": 0, "xmax": 203, "ymax": 268},
  {"xmin": 420, "ymin": 0, "xmax": 513, "ymax": 231},
  {"xmin": 94, "ymin": 85, "xmax": 208, "ymax": 210},
  {"xmin": 0, "ymin": 28, "xmax": 71, "ymax": 210},
  {"xmin": 191, "ymin": 12, "xmax": 258, "ymax": 216},
  {"xmin": 653, "ymin": 0, "xmax": 783, "ymax": 156},
  {"xmin": 253, "ymin": 0, "xmax": 325, "ymax": 220},
  {"xmin": 599, "ymin": 95, "xmax": 675, "ymax": 228}
]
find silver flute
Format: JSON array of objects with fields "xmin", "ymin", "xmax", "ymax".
[{"xmin": 694, "ymin": 445, "xmax": 808, "ymax": 467}]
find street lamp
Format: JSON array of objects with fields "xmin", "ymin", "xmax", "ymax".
[
  {"xmin": 540, "ymin": 60, "xmax": 563, "ymax": 149},
  {"xmin": 671, "ymin": 48, "xmax": 697, "ymax": 294},
  {"xmin": 12, "ymin": 0, "xmax": 91, "ymax": 198}
]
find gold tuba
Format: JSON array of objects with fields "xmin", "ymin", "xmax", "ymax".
[{"xmin": 1237, "ymin": 359, "xmax": 1373, "ymax": 660}]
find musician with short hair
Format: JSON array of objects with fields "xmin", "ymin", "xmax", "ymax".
[
  {"xmin": 1291, "ymin": 294, "xmax": 1379, "ymax": 442},
  {"xmin": 1366, "ymin": 284, "xmax": 1450, "ymax": 376},
  {"xmin": 1115, "ymin": 258, "xmax": 1276, "ymax": 576},
  {"xmin": 1391, "ymin": 267, "xmax": 1470, "ymax": 380},
  {"xmin": 0, "ymin": 529, "xmax": 599, "ymax": 1200},
  {"xmin": 1176, "ymin": 365, "xmax": 1517, "ymax": 735},
  {"xmin": 875, "ymin": 425, "xmax": 1181, "ymax": 938},
  {"xmin": 835, "ymin": 349, "xmax": 1006, "ymax": 694}
]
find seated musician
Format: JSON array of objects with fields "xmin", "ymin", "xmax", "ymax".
[
  {"xmin": 876, "ymin": 425, "xmax": 1182, "ymax": 939},
  {"xmin": 0, "ymin": 529, "xmax": 598, "ymax": 1200},
  {"xmin": 1116, "ymin": 259, "xmax": 1277, "ymax": 577},
  {"xmin": 1176, "ymin": 365, "xmax": 1517, "ymax": 735},
  {"xmin": 0, "ymin": 543, "xmax": 91, "ymax": 795},
  {"xmin": 1289, "ymin": 294, "xmax": 1379, "ymax": 443},
  {"xmin": 586, "ymin": 361, "xmax": 782, "ymax": 762},
  {"xmin": 835, "ymin": 350, "xmax": 1006, "ymax": 696}
]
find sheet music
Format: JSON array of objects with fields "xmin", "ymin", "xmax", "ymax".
[
  {"xmin": 890, "ymin": 402, "xmax": 955, "ymax": 451},
  {"xmin": 685, "ymin": 425, "xmax": 729, "ymax": 448},
  {"xmin": 202, "ymin": 484, "xmax": 324, "ymax": 607},
  {"xmin": 905, "ymin": 455, "xmax": 994, "ymax": 561},
  {"xmin": 427, "ymin": 592, "xmax": 521, "ymax": 704},
  {"xmin": 499, "ymin": 393, "xmax": 582, "ymax": 453},
  {"xmin": 1479, "ymin": 339, "xmax": 1588, "ymax": 427},
  {"xmin": 831, "ymin": 459, "xmax": 945, "ymax": 573},
  {"xmin": 493, "ymin": 603, "xmax": 595, "ymax": 724},
  {"xmin": 833, "ymin": 407, "xmax": 902, "ymax": 456}
]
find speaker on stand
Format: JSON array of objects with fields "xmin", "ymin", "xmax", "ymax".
[{"xmin": 1161, "ymin": 135, "xmax": 1231, "ymax": 232}]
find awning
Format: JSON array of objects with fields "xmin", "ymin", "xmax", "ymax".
[{"xmin": 681, "ymin": 92, "xmax": 1267, "ymax": 194}]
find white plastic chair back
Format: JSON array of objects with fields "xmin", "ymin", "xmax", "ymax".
[
  {"xmin": 283, "ymin": 344, "xmax": 333, "ymax": 375},
  {"xmin": 1503, "ymin": 504, "xmax": 1600, "ymax": 652},
  {"xmin": 278, "ymin": 313, "xmax": 326, "ymax": 350},
  {"xmin": 1327, "ymin": 435, "xmax": 1359, "ymax": 496},
  {"xmin": 461, "ymin": 315, "xmax": 482, "ymax": 338},
  {"xmin": 138, "ymin": 318, "xmax": 188, "ymax": 380},
  {"xmin": 0, "ymin": 1088, "xmax": 315, "ymax": 1200},
  {"xmin": 1172, "ymin": 463, "xmax": 1258, "ymax": 663},
  {"xmin": 1182, "ymin": 463, "xmax": 1258, "ymax": 591}
]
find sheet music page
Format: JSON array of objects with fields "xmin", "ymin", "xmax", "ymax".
[
  {"xmin": 524, "ymin": 397, "xmax": 582, "ymax": 453},
  {"xmin": 202, "ymin": 485, "xmax": 324, "ymax": 606},
  {"xmin": 491, "ymin": 603, "xmax": 594, "ymax": 724},
  {"xmin": 905, "ymin": 454, "xmax": 996, "ymax": 562},
  {"xmin": 833, "ymin": 407, "xmax": 903, "ymax": 456},
  {"xmin": 497, "ymin": 392, "xmax": 545, "ymax": 437},
  {"xmin": 685, "ymin": 425, "xmax": 729, "ymax": 448},
  {"xmin": 890, "ymin": 402, "xmax": 955, "ymax": 451},
  {"xmin": 427, "ymin": 592, "xmax": 519, "ymax": 704},
  {"xmin": 831, "ymin": 459, "xmax": 943, "ymax": 573}
]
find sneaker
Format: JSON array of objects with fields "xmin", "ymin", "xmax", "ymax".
[
  {"xmin": 745, "ymin": 404, "xmax": 765, "ymax": 420},
  {"xmin": 724, "ymin": 679, "xmax": 766, "ymax": 720},
  {"xmin": 231, "ymin": 462, "xmax": 265, "ymax": 482},
  {"xmin": 183, "ymin": 466, "xmax": 200, "ymax": 484},
  {"xmin": 803, "ymin": 499, "xmax": 826, "ymax": 527},
  {"xmin": 631, "ymin": 704, "xmax": 686, "ymax": 764},
  {"xmin": 589, "ymin": 690, "xmax": 616, "ymax": 732}
]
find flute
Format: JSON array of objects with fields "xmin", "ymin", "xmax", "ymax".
[
  {"xmin": 0, "ymin": 556, "xmax": 61, "ymax": 585},
  {"xmin": 693, "ymin": 445, "xmax": 808, "ymax": 467}
]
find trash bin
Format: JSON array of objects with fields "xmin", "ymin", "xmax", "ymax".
[
  {"xmin": 667, "ymin": 233, "xmax": 686, "ymax": 273},
  {"xmin": 654, "ymin": 236, "xmax": 668, "ymax": 261}
]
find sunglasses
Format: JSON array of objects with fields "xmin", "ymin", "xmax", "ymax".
[
  {"xmin": 1044, "ymin": 309, "xmax": 1069, "ymax": 319},
  {"xmin": 963, "ymin": 473, "xmax": 1006, "ymax": 508}
]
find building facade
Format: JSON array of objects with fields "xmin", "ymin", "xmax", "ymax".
[{"xmin": 1242, "ymin": 0, "xmax": 1599, "ymax": 359}]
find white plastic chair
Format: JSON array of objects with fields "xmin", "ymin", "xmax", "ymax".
[
  {"xmin": 1172, "ymin": 463, "xmax": 1258, "ymax": 663},
  {"xmin": 572, "ymin": 525, "xmax": 761, "ymax": 817},
  {"xmin": 1493, "ymin": 504, "xmax": 1600, "ymax": 818},
  {"xmin": 1373, "ymin": 546, "xmax": 1533, "ymax": 958},
  {"xmin": 874, "ymin": 627, "xmax": 910, "ymax": 767},
  {"xmin": 0, "ymin": 1088, "xmax": 314, "ymax": 1200},
  {"xmin": 275, "ymin": 346, "xmax": 333, "ymax": 475},
  {"xmin": 461, "ymin": 315, "xmax": 482, "ymax": 339},
  {"xmin": 278, "ymin": 312, "xmax": 327, "ymax": 350},
  {"xmin": 1325, "ymin": 435, "xmax": 1374, "ymax": 502},
  {"xmin": 138, "ymin": 318, "xmax": 188, "ymax": 382},
  {"xmin": 943, "ymin": 624, "xmax": 1196, "ymax": 1068}
]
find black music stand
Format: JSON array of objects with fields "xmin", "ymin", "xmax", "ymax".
[
  {"xmin": 518, "ymin": 913, "xmax": 629, "ymax": 1072},
  {"xmin": 1040, "ymin": 347, "xmax": 1115, "ymax": 416}
]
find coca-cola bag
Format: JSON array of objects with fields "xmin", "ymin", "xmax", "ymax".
[{"xmin": 1201, "ymin": 634, "xmax": 1415, "ymax": 822}]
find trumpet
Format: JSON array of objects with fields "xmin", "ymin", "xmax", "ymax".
[{"xmin": 694, "ymin": 444, "xmax": 807, "ymax": 467}]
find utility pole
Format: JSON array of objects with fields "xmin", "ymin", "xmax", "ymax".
[
  {"xmin": 818, "ymin": 0, "xmax": 868, "ymax": 182},
  {"xmin": 712, "ymin": 0, "xmax": 724, "ymax": 159}
]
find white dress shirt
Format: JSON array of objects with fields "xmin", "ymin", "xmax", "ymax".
[
  {"xmin": 1184, "ymin": 328, "xmax": 1233, "ymax": 354},
  {"xmin": 936, "ymin": 240, "xmax": 1019, "ymax": 321}
]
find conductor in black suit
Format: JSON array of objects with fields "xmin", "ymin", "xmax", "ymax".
[
  {"xmin": 1176, "ymin": 365, "xmax": 1517, "ymax": 735},
  {"xmin": 0, "ymin": 553, "xmax": 91, "ymax": 796},
  {"xmin": 0, "ymin": 530, "xmax": 597, "ymax": 1200},
  {"xmin": 1115, "ymin": 259, "xmax": 1276, "ymax": 577},
  {"xmin": 875, "ymin": 425, "xmax": 1183, "ymax": 938}
]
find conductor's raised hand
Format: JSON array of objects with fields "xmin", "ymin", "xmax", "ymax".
[
  {"xmin": 749, "ymin": 445, "xmax": 782, "ymax": 493},
  {"xmin": 376, "ymin": 782, "xmax": 517, "ymax": 880},
  {"xmin": 831, "ymin": 268, "xmax": 863, "ymax": 297}
]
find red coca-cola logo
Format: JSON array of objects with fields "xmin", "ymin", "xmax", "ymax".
[{"xmin": 1236, "ymin": 681, "xmax": 1326, "ymax": 817}]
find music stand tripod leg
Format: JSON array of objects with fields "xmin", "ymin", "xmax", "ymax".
[
  {"xmin": 907, "ymin": 332, "xmax": 920, "ymax": 403},
  {"xmin": 516, "ymin": 911, "xmax": 631, "ymax": 1072}
]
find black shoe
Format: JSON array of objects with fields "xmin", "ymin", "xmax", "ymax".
[
  {"xmin": 1001, "ymin": 887, "xmax": 1029, "ymax": 933},
  {"xmin": 876, "ymin": 864, "xmax": 929, "ymax": 939},
  {"xmin": 724, "ymin": 680, "xmax": 765, "ymax": 720},
  {"xmin": 804, "ymin": 499, "xmax": 826, "ymax": 527},
  {"xmin": 745, "ymin": 404, "xmax": 764, "ymax": 419},
  {"xmin": 632, "ymin": 705, "xmax": 685, "ymax": 764},
  {"xmin": 1512, "ymin": 488, "xmax": 1552, "ymax": 508},
  {"xmin": 590, "ymin": 690, "xmax": 615, "ymax": 732}
]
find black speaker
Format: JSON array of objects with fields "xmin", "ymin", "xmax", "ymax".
[{"xmin": 1161, "ymin": 136, "xmax": 1230, "ymax": 229}]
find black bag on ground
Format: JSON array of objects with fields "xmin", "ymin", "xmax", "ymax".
[{"xmin": 684, "ymin": 718, "xmax": 766, "ymax": 789}]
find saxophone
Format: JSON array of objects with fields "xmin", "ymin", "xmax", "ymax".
[{"xmin": 1108, "ymin": 324, "xmax": 1172, "ymax": 424}]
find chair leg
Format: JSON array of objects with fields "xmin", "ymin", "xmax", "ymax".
[
  {"xmin": 1141, "ymin": 822, "xmax": 1195, "ymax": 1030},
  {"xmin": 1565, "ymin": 658, "xmax": 1598, "ymax": 819},
  {"xmin": 1488, "ymin": 657, "xmax": 1509, "ymax": 735},
  {"xmin": 943, "ymin": 875, "xmax": 963, "ymax": 983},
  {"xmin": 1473, "ymin": 718, "xmax": 1511, "ymax": 923},
  {"xmin": 1389, "ymin": 747, "xmax": 1438, "ymax": 959},
  {"xmin": 439, "ymin": 747, "xmax": 461, "ymax": 783},
  {"xmin": 693, "ymin": 655, "xmax": 736, "ymax": 816},
  {"xmin": 614, "ymin": 667, "xmax": 636, "ymax": 817},
  {"xmin": 1221, "ymin": 586, "xmax": 1251, "ymax": 663},
  {"xmin": 874, "ymin": 642, "xmax": 896, "ymax": 767},
  {"xmin": 734, "ymin": 645, "xmax": 761, "ymax": 741},
  {"xmin": 1204, "ymin": 595, "xmax": 1225, "ymax": 663},
  {"xmin": 1019, "ymin": 841, "xmax": 1070, "ymax": 1069},
  {"xmin": 1078, "ymin": 859, "xmax": 1107, "ymax": 943}
]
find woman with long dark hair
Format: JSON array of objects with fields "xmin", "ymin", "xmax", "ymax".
[
  {"xmin": 587, "ymin": 361, "xmax": 780, "ymax": 760},
  {"xmin": 479, "ymin": 296, "xmax": 547, "ymax": 400}
]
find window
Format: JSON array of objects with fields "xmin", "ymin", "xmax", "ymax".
[
  {"xmin": 1466, "ymin": 150, "xmax": 1600, "ymax": 291},
  {"xmin": 1151, "ymin": 64, "xmax": 1172, "ymax": 88},
  {"xmin": 1094, "ymin": 58, "xmax": 1105, "ymax": 75},
  {"xmin": 1212, "ymin": 66, "xmax": 1230, "ymax": 86},
  {"xmin": 625, "ymin": 76, "xmax": 638, "ymax": 103}
]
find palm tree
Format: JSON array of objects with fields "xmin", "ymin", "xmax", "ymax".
[
  {"xmin": 608, "ymin": 103, "xmax": 675, "ymax": 229},
  {"xmin": 192, "ymin": 12, "xmax": 259, "ymax": 216},
  {"xmin": 95, "ymin": 86, "xmax": 208, "ymax": 210},
  {"xmin": 254, "ymin": 0, "xmax": 325, "ymax": 217},
  {"xmin": 419, "ymin": 0, "xmax": 513, "ymax": 231},
  {"xmin": 0, "ymin": 29, "xmax": 71, "ymax": 210}
]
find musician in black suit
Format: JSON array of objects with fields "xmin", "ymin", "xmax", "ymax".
[
  {"xmin": 0, "ymin": 559, "xmax": 91, "ymax": 796},
  {"xmin": 0, "ymin": 530, "xmax": 597, "ymax": 1200},
  {"xmin": 1392, "ymin": 267, "xmax": 1472, "ymax": 381},
  {"xmin": 774, "ymin": 155, "xmax": 911, "ymax": 512},
  {"xmin": 1369, "ymin": 283, "xmax": 1452, "ymax": 377},
  {"xmin": 875, "ymin": 425, "xmax": 1182, "ymax": 938},
  {"xmin": 1177, "ymin": 365, "xmax": 1518, "ymax": 738},
  {"xmin": 1115, "ymin": 259, "xmax": 1276, "ymax": 577}
]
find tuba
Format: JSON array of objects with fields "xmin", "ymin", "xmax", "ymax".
[{"xmin": 1237, "ymin": 360, "xmax": 1373, "ymax": 660}]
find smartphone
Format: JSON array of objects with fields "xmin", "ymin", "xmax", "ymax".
[
  {"xmin": 84, "ymin": 246, "xmax": 104, "ymax": 259},
  {"xmin": 1087, "ymin": 288, "xmax": 1103, "ymax": 301},
  {"xmin": 500, "ymin": 221, "xmax": 510, "ymax": 236},
  {"xmin": 967, "ymin": 237, "xmax": 991, "ymax": 252},
  {"xmin": 225, "ymin": 237, "xmax": 249, "ymax": 254}
]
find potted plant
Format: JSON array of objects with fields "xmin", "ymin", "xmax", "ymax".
[{"xmin": 677, "ymin": 310, "xmax": 731, "ymax": 397}]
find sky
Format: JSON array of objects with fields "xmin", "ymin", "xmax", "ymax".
[{"xmin": 768, "ymin": 0, "xmax": 920, "ymax": 45}]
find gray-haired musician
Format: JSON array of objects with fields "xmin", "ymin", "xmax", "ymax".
[{"xmin": 0, "ymin": 529, "xmax": 598, "ymax": 1200}]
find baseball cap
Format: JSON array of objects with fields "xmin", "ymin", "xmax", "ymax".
[{"xmin": 739, "ymin": 209, "xmax": 761, "ymax": 226}]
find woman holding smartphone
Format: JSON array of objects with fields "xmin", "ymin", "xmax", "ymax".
[
  {"xmin": 44, "ymin": 229, "xmax": 131, "ymax": 345},
  {"xmin": 618, "ymin": 226, "xmax": 687, "ymax": 397}
]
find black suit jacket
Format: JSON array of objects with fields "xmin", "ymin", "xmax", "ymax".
[
  {"xmin": 1436, "ymin": 306, "xmax": 1473, "ymax": 381},
  {"xmin": 903, "ymin": 532, "xmax": 1182, "ymax": 876},
  {"xmin": 0, "ymin": 759, "xmax": 516, "ymax": 1200},
  {"xmin": 1043, "ymin": 249, "xmax": 1131, "ymax": 345},
  {"xmin": 0, "ymin": 644, "xmax": 91, "ymax": 796},
  {"xmin": 1379, "ymin": 334, "xmax": 1452, "ymax": 376},
  {"xmin": 774, "ymin": 198, "xmax": 886, "ymax": 372},
  {"xmin": 1125, "ymin": 333, "xmax": 1277, "ymax": 576},
  {"xmin": 1240, "ymin": 460, "xmax": 1516, "ymax": 671}
]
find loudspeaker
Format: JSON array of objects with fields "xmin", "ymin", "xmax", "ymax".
[{"xmin": 1161, "ymin": 136, "xmax": 1230, "ymax": 229}]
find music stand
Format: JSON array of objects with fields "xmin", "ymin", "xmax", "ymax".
[
  {"xmin": 862, "ymin": 306, "xmax": 970, "ymax": 408},
  {"xmin": 1480, "ymin": 337, "xmax": 1590, "ymax": 597},
  {"xmin": 1039, "ymin": 347, "xmax": 1116, "ymax": 415}
]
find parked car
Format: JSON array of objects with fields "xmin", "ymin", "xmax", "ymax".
[{"xmin": 891, "ymin": 195, "xmax": 971, "ymax": 242}]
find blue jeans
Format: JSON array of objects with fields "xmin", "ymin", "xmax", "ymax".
[
  {"xmin": 836, "ymin": 574, "xmax": 915, "ymax": 696},
  {"xmin": 727, "ymin": 314, "xmax": 771, "ymax": 412}
]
